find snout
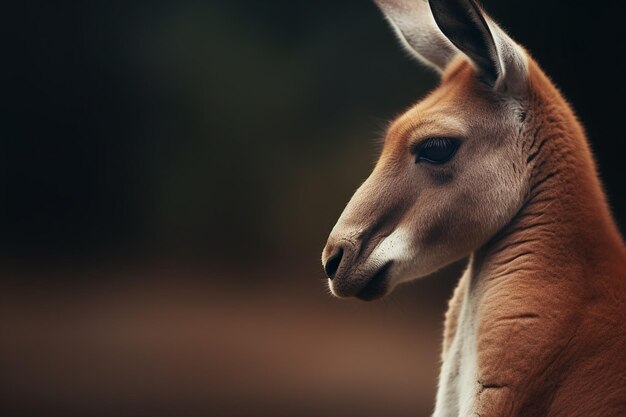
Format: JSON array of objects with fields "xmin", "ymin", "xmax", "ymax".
[
  {"xmin": 322, "ymin": 239, "xmax": 356, "ymax": 284},
  {"xmin": 322, "ymin": 237, "xmax": 392, "ymax": 301},
  {"xmin": 321, "ymin": 167, "xmax": 410, "ymax": 300}
]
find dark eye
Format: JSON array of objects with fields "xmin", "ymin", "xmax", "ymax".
[{"xmin": 415, "ymin": 137, "xmax": 460, "ymax": 164}]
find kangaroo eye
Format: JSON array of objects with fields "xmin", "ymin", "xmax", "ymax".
[{"xmin": 415, "ymin": 137, "xmax": 460, "ymax": 164}]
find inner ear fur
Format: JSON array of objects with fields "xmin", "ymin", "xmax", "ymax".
[
  {"xmin": 428, "ymin": 0, "xmax": 527, "ymax": 91},
  {"xmin": 428, "ymin": 0, "xmax": 500, "ymax": 85}
]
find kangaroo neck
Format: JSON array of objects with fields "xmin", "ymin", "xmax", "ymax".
[{"xmin": 472, "ymin": 62, "xmax": 624, "ymax": 291}]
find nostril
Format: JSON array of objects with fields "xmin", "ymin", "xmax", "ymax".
[{"xmin": 324, "ymin": 247, "xmax": 344, "ymax": 280}]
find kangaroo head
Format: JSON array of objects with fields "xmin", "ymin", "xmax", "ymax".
[{"xmin": 322, "ymin": 0, "xmax": 533, "ymax": 300}]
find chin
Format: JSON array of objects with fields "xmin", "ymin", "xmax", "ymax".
[{"xmin": 329, "ymin": 262, "xmax": 396, "ymax": 301}]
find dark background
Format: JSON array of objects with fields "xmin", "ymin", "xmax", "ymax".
[{"xmin": 1, "ymin": 1, "xmax": 624, "ymax": 416}]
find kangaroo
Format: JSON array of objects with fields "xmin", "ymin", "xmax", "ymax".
[{"xmin": 321, "ymin": 0, "xmax": 626, "ymax": 415}]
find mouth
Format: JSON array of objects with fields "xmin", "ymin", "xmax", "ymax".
[{"xmin": 355, "ymin": 261, "xmax": 393, "ymax": 301}]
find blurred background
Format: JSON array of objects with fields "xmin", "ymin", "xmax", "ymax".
[{"xmin": 1, "ymin": 1, "xmax": 624, "ymax": 416}]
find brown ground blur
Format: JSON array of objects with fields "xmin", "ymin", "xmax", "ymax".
[{"xmin": 0, "ymin": 259, "xmax": 465, "ymax": 417}]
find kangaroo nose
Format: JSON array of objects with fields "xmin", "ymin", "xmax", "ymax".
[{"xmin": 324, "ymin": 246, "xmax": 344, "ymax": 280}]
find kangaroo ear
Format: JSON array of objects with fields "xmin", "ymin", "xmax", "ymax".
[
  {"xmin": 428, "ymin": 0, "xmax": 527, "ymax": 91},
  {"xmin": 374, "ymin": 0, "xmax": 458, "ymax": 72}
]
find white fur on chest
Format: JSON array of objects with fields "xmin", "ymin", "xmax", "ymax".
[{"xmin": 433, "ymin": 271, "xmax": 479, "ymax": 417}]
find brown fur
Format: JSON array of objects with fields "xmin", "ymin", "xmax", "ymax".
[
  {"xmin": 324, "ymin": 2, "xmax": 626, "ymax": 414},
  {"xmin": 441, "ymin": 58, "xmax": 626, "ymax": 416}
]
